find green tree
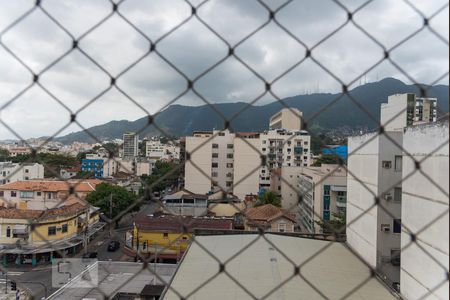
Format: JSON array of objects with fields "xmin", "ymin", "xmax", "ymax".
[
  {"xmin": 86, "ymin": 183, "xmax": 139, "ymax": 225},
  {"xmin": 315, "ymin": 212, "xmax": 346, "ymax": 235},
  {"xmin": 141, "ymin": 161, "xmax": 181, "ymax": 193},
  {"xmin": 255, "ymin": 190, "xmax": 281, "ymax": 207}
]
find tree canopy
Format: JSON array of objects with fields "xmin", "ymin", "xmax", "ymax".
[
  {"xmin": 140, "ymin": 161, "xmax": 181, "ymax": 193},
  {"xmin": 86, "ymin": 183, "xmax": 139, "ymax": 224},
  {"xmin": 315, "ymin": 212, "xmax": 346, "ymax": 235},
  {"xmin": 255, "ymin": 190, "xmax": 282, "ymax": 207}
]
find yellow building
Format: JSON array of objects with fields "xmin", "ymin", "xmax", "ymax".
[
  {"xmin": 124, "ymin": 214, "xmax": 233, "ymax": 262},
  {"xmin": 0, "ymin": 203, "xmax": 102, "ymax": 266}
]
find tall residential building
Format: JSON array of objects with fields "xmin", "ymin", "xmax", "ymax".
[
  {"xmin": 270, "ymin": 164, "xmax": 347, "ymax": 233},
  {"xmin": 269, "ymin": 108, "xmax": 303, "ymax": 130},
  {"xmin": 0, "ymin": 162, "xmax": 44, "ymax": 184},
  {"xmin": 145, "ymin": 140, "xmax": 180, "ymax": 160},
  {"xmin": 400, "ymin": 120, "xmax": 448, "ymax": 300},
  {"xmin": 380, "ymin": 93, "xmax": 437, "ymax": 131},
  {"xmin": 184, "ymin": 128, "xmax": 311, "ymax": 200},
  {"xmin": 122, "ymin": 132, "xmax": 139, "ymax": 158},
  {"xmin": 347, "ymin": 93, "xmax": 442, "ymax": 294}
]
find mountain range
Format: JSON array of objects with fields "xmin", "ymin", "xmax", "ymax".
[{"xmin": 54, "ymin": 78, "xmax": 449, "ymax": 144}]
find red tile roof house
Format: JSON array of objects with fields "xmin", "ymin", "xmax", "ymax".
[{"xmin": 244, "ymin": 204, "xmax": 296, "ymax": 233}]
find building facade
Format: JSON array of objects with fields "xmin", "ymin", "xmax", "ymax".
[
  {"xmin": 0, "ymin": 162, "xmax": 44, "ymax": 184},
  {"xmin": 269, "ymin": 108, "xmax": 303, "ymax": 130},
  {"xmin": 145, "ymin": 140, "xmax": 180, "ymax": 161},
  {"xmin": 81, "ymin": 150, "xmax": 118, "ymax": 178},
  {"xmin": 184, "ymin": 128, "xmax": 311, "ymax": 200},
  {"xmin": 400, "ymin": 121, "xmax": 448, "ymax": 300},
  {"xmin": 123, "ymin": 132, "xmax": 139, "ymax": 158}
]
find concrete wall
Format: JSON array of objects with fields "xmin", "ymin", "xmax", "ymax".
[
  {"xmin": 400, "ymin": 122, "xmax": 449, "ymax": 300},
  {"xmin": 185, "ymin": 136, "xmax": 212, "ymax": 194},
  {"xmin": 347, "ymin": 133, "xmax": 379, "ymax": 268},
  {"xmin": 233, "ymin": 138, "xmax": 261, "ymax": 200}
]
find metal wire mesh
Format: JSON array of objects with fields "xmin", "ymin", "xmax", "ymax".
[{"xmin": 0, "ymin": 0, "xmax": 448, "ymax": 299}]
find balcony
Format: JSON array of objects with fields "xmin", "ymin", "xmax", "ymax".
[{"xmin": 294, "ymin": 147, "xmax": 303, "ymax": 154}]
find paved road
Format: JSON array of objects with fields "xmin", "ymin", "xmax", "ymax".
[{"xmin": 8, "ymin": 202, "xmax": 158, "ymax": 299}]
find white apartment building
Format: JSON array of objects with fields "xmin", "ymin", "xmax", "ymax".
[
  {"xmin": 381, "ymin": 93, "xmax": 437, "ymax": 131},
  {"xmin": 400, "ymin": 121, "xmax": 448, "ymax": 300},
  {"xmin": 270, "ymin": 165, "xmax": 347, "ymax": 233},
  {"xmin": 184, "ymin": 128, "xmax": 311, "ymax": 200},
  {"xmin": 145, "ymin": 140, "xmax": 180, "ymax": 160},
  {"xmin": 347, "ymin": 93, "xmax": 441, "ymax": 293},
  {"xmin": 122, "ymin": 132, "xmax": 139, "ymax": 158},
  {"xmin": 269, "ymin": 108, "xmax": 303, "ymax": 130},
  {"xmin": 0, "ymin": 162, "xmax": 44, "ymax": 184}
]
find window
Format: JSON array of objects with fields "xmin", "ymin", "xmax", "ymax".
[
  {"xmin": 226, "ymin": 163, "xmax": 233, "ymax": 168},
  {"xmin": 382, "ymin": 161, "xmax": 392, "ymax": 169},
  {"xmin": 394, "ymin": 155, "xmax": 402, "ymax": 172},
  {"xmin": 262, "ymin": 140, "xmax": 266, "ymax": 144},
  {"xmin": 25, "ymin": 169, "xmax": 29, "ymax": 173},
  {"xmin": 212, "ymin": 143, "xmax": 218, "ymax": 149},
  {"xmin": 48, "ymin": 192, "xmax": 53, "ymax": 199},
  {"xmin": 212, "ymin": 172, "xmax": 218, "ymax": 177},
  {"xmin": 211, "ymin": 162, "xmax": 218, "ymax": 168},
  {"xmin": 6, "ymin": 226, "xmax": 11, "ymax": 238},
  {"xmin": 218, "ymin": 132, "xmax": 225, "ymax": 136},
  {"xmin": 262, "ymin": 148, "xmax": 266, "ymax": 152},
  {"xmin": 212, "ymin": 153, "xmax": 218, "ymax": 158},
  {"xmin": 394, "ymin": 187, "xmax": 402, "ymax": 202},
  {"xmin": 391, "ymin": 249, "xmax": 401, "ymax": 266},
  {"xmin": 226, "ymin": 181, "xmax": 233, "ymax": 187},
  {"xmin": 0, "ymin": 191, "xmax": 3, "ymax": 197},
  {"xmin": 227, "ymin": 153, "xmax": 233, "ymax": 159},
  {"xmin": 227, "ymin": 144, "xmax": 233, "ymax": 149},
  {"xmin": 393, "ymin": 219, "xmax": 401, "ymax": 233},
  {"xmin": 37, "ymin": 192, "xmax": 42, "ymax": 196},
  {"xmin": 48, "ymin": 226, "xmax": 56, "ymax": 236},
  {"xmin": 163, "ymin": 233, "xmax": 169, "ymax": 238},
  {"xmin": 61, "ymin": 224, "xmax": 68, "ymax": 233},
  {"xmin": 278, "ymin": 223, "xmax": 286, "ymax": 233},
  {"xmin": 11, "ymin": 191, "xmax": 17, "ymax": 197},
  {"xmin": 20, "ymin": 191, "xmax": 33, "ymax": 198}
]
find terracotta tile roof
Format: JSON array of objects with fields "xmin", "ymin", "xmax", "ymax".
[
  {"xmin": 245, "ymin": 204, "xmax": 296, "ymax": 225},
  {"xmin": 0, "ymin": 203, "xmax": 86, "ymax": 220},
  {"xmin": 0, "ymin": 180, "xmax": 100, "ymax": 192},
  {"xmin": 135, "ymin": 214, "xmax": 233, "ymax": 232}
]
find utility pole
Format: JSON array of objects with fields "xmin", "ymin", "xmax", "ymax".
[{"xmin": 109, "ymin": 193, "xmax": 113, "ymax": 238}]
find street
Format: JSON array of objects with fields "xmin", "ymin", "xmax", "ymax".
[{"xmin": 7, "ymin": 202, "xmax": 157, "ymax": 300}]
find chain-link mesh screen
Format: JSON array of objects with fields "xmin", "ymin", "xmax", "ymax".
[{"xmin": 0, "ymin": 0, "xmax": 448, "ymax": 299}]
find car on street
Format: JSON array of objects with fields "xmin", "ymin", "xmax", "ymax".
[
  {"xmin": 107, "ymin": 240, "xmax": 120, "ymax": 252},
  {"xmin": 82, "ymin": 252, "xmax": 98, "ymax": 259}
]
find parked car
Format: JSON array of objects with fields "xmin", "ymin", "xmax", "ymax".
[
  {"xmin": 107, "ymin": 241, "xmax": 120, "ymax": 252},
  {"xmin": 82, "ymin": 252, "xmax": 98, "ymax": 259}
]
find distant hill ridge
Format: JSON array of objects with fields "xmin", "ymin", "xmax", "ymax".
[{"xmin": 55, "ymin": 78, "xmax": 449, "ymax": 144}]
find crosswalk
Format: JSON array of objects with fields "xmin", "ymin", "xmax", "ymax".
[{"xmin": 4, "ymin": 271, "xmax": 24, "ymax": 276}]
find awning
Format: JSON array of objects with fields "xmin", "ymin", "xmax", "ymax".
[
  {"xmin": 13, "ymin": 224, "xmax": 28, "ymax": 234},
  {"xmin": 330, "ymin": 186, "xmax": 347, "ymax": 192}
]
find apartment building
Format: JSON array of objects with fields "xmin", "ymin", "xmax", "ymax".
[
  {"xmin": 145, "ymin": 140, "xmax": 180, "ymax": 160},
  {"xmin": 400, "ymin": 121, "xmax": 448, "ymax": 300},
  {"xmin": 184, "ymin": 128, "xmax": 311, "ymax": 199},
  {"xmin": 347, "ymin": 93, "xmax": 441, "ymax": 293},
  {"xmin": 269, "ymin": 107, "xmax": 303, "ymax": 130},
  {"xmin": 0, "ymin": 162, "xmax": 44, "ymax": 184},
  {"xmin": 123, "ymin": 132, "xmax": 139, "ymax": 158},
  {"xmin": 81, "ymin": 150, "xmax": 118, "ymax": 178},
  {"xmin": 0, "ymin": 179, "xmax": 100, "ymax": 210},
  {"xmin": 380, "ymin": 93, "xmax": 437, "ymax": 131}
]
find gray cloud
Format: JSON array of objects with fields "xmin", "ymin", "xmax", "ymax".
[{"xmin": 0, "ymin": 0, "xmax": 448, "ymax": 140}]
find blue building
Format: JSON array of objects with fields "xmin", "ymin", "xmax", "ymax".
[
  {"xmin": 81, "ymin": 158, "xmax": 104, "ymax": 178},
  {"xmin": 321, "ymin": 145, "xmax": 348, "ymax": 162}
]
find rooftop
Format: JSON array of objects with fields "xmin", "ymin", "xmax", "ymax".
[
  {"xmin": 48, "ymin": 262, "xmax": 177, "ymax": 300},
  {"xmin": 0, "ymin": 203, "xmax": 86, "ymax": 220},
  {"xmin": 245, "ymin": 204, "xmax": 296, "ymax": 224},
  {"xmin": 0, "ymin": 179, "xmax": 101, "ymax": 192},
  {"xmin": 134, "ymin": 214, "xmax": 233, "ymax": 232},
  {"xmin": 162, "ymin": 234, "xmax": 398, "ymax": 300}
]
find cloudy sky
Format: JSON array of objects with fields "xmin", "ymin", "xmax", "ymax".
[{"xmin": 0, "ymin": 0, "xmax": 448, "ymax": 140}]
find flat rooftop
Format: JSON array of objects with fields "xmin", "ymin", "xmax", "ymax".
[
  {"xmin": 49, "ymin": 262, "xmax": 177, "ymax": 300},
  {"xmin": 163, "ymin": 234, "xmax": 398, "ymax": 300}
]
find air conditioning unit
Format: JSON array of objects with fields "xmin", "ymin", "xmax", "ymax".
[
  {"xmin": 384, "ymin": 194, "xmax": 393, "ymax": 201},
  {"xmin": 382, "ymin": 161, "xmax": 392, "ymax": 169},
  {"xmin": 381, "ymin": 224, "xmax": 390, "ymax": 232}
]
